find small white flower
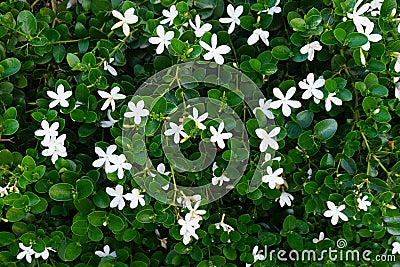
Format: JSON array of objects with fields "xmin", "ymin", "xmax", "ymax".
[
  {"xmin": 299, "ymin": 73, "xmax": 325, "ymax": 101},
  {"xmin": 17, "ymin": 243, "xmax": 35, "ymax": 263},
  {"xmin": 264, "ymin": 152, "xmax": 281, "ymax": 163},
  {"xmin": 395, "ymin": 80, "xmax": 400, "ymax": 100},
  {"xmin": 34, "ymin": 120, "xmax": 59, "ymax": 146},
  {"xmin": 164, "ymin": 122, "xmax": 188, "ymax": 144},
  {"xmin": 124, "ymin": 188, "xmax": 145, "ymax": 209},
  {"xmin": 262, "ymin": 0, "xmax": 282, "ymax": 15},
  {"xmin": 98, "ymin": 87, "xmax": 126, "ymax": 111},
  {"xmin": 300, "ymin": 41, "xmax": 322, "ymax": 61},
  {"xmin": 95, "ymin": 245, "xmax": 117, "ymax": 258},
  {"xmin": 66, "ymin": 0, "xmax": 82, "ymax": 9},
  {"xmin": 312, "ymin": 232, "xmax": 326, "ymax": 244},
  {"xmin": 34, "ymin": 247, "xmax": 56, "ymax": 260},
  {"xmin": 357, "ymin": 195, "xmax": 371, "ymax": 211},
  {"xmin": 394, "ymin": 55, "xmax": 400, "ymax": 73},
  {"xmin": 347, "ymin": 0, "xmax": 372, "ymax": 33},
  {"xmin": 369, "ymin": 0, "xmax": 383, "ymax": 16},
  {"xmin": 212, "ymin": 174, "xmax": 230, "ymax": 186},
  {"xmin": 270, "ymin": 87, "xmax": 301, "ymax": 117},
  {"xmin": 149, "ymin": 25, "xmax": 174, "ymax": 54},
  {"xmin": 149, "ymin": 163, "xmax": 171, "ymax": 178},
  {"xmin": 255, "ymin": 127, "xmax": 280, "ymax": 152},
  {"xmin": 359, "ymin": 23, "xmax": 382, "ymax": 51},
  {"xmin": 210, "ymin": 121, "xmax": 233, "ymax": 149},
  {"xmin": 189, "ymin": 15, "xmax": 212, "ymax": 37},
  {"xmin": 246, "ymin": 246, "xmax": 265, "ymax": 267},
  {"xmin": 178, "ymin": 213, "xmax": 201, "ymax": 245},
  {"xmin": 101, "ymin": 110, "xmax": 119, "ymax": 128},
  {"xmin": 103, "ymin": 58, "xmax": 117, "ymax": 76},
  {"xmin": 108, "ymin": 154, "xmax": 132, "ymax": 179},
  {"xmin": 215, "ymin": 214, "xmax": 234, "ymax": 233},
  {"xmin": 106, "ymin": 184, "xmax": 126, "ymax": 210},
  {"xmin": 0, "ymin": 186, "xmax": 8, "ymax": 197},
  {"xmin": 325, "ymin": 92, "xmax": 342, "ymax": 112},
  {"xmin": 323, "ymin": 201, "xmax": 348, "ymax": 225},
  {"xmin": 47, "ymin": 84, "xmax": 72, "ymax": 108},
  {"xmin": 155, "ymin": 229, "xmax": 168, "ymax": 249},
  {"xmin": 177, "ymin": 194, "xmax": 201, "ymax": 209},
  {"xmin": 124, "ymin": 100, "xmax": 150, "ymax": 125},
  {"xmin": 200, "ymin": 33, "xmax": 231, "ymax": 65},
  {"xmin": 253, "ymin": 99, "xmax": 275, "ymax": 119},
  {"xmin": 111, "ymin": 8, "xmax": 138, "ymax": 37},
  {"xmin": 392, "ymin": 241, "xmax": 400, "ymax": 255},
  {"xmin": 262, "ymin": 166, "xmax": 284, "ymax": 189},
  {"xmin": 188, "ymin": 107, "xmax": 208, "ymax": 130},
  {"xmin": 247, "ymin": 29, "xmax": 270, "ymax": 46},
  {"xmin": 275, "ymin": 192, "xmax": 294, "ymax": 207},
  {"xmin": 42, "ymin": 134, "xmax": 67, "ymax": 164},
  {"xmin": 92, "ymin": 145, "xmax": 118, "ymax": 172},
  {"xmin": 219, "ymin": 4, "xmax": 243, "ymax": 34},
  {"xmin": 187, "ymin": 201, "xmax": 207, "ymax": 220},
  {"xmin": 160, "ymin": 5, "xmax": 178, "ymax": 26}
]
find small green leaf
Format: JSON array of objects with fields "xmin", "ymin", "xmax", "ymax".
[
  {"xmin": 314, "ymin": 119, "xmax": 338, "ymax": 140},
  {"xmin": 49, "ymin": 183, "xmax": 74, "ymax": 201},
  {"xmin": 17, "ymin": 10, "xmax": 37, "ymax": 35}
]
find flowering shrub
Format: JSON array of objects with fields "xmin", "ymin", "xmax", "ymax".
[{"xmin": 1, "ymin": 0, "xmax": 400, "ymax": 266}]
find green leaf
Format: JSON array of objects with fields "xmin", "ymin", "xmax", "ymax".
[
  {"xmin": 76, "ymin": 179, "xmax": 93, "ymax": 199},
  {"xmin": 320, "ymin": 30, "xmax": 338, "ymax": 45},
  {"xmin": 53, "ymin": 45, "xmax": 66, "ymax": 63},
  {"xmin": 67, "ymin": 53, "xmax": 80, "ymax": 69},
  {"xmin": 17, "ymin": 10, "xmax": 37, "ymax": 35},
  {"xmin": 0, "ymin": 58, "xmax": 21, "ymax": 80},
  {"xmin": 0, "ymin": 232, "xmax": 15, "ymax": 246},
  {"xmin": 2, "ymin": 119, "xmax": 19, "ymax": 135},
  {"xmin": 367, "ymin": 59, "xmax": 386, "ymax": 72},
  {"xmin": 347, "ymin": 32, "xmax": 368, "ymax": 47},
  {"xmin": 171, "ymin": 39, "xmax": 186, "ymax": 55},
  {"xmin": 314, "ymin": 119, "xmax": 338, "ymax": 140},
  {"xmin": 289, "ymin": 18, "xmax": 306, "ymax": 31},
  {"xmin": 287, "ymin": 232, "xmax": 303, "ymax": 250},
  {"xmin": 380, "ymin": 0, "xmax": 397, "ymax": 17},
  {"xmin": 136, "ymin": 209, "xmax": 154, "ymax": 223},
  {"xmin": 272, "ymin": 45, "xmax": 291, "ymax": 60},
  {"xmin": 58, "ymin": 241, "xmax": 82, "ymax": 261},
  {"xmin": 49, "ymin": 183, "xmax": 74, "ymax": 201},
  {"xmin": 283, "ymin": 215, "xmax": 297, "ymax": 231}
]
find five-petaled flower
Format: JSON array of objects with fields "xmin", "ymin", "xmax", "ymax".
[
  {"xmin": 160, "ymin": 5, "xmax": 178, "ymax": 26},
  {"xmin": 247, "ymin": 29, "xmax": 270, "ymax": 46},
  {"xmin": 111, "ymin": 8, "xmax": 138, "ymax": 37},
  {"xmin": 200, "ymin": 34, "xmax": 231, "ymax": 65},
  {"xmin": 92, "ymin": 145, "xmax": 118, "ymax": 172},
  {"xmin": 254, "ymin": 99, "xmax": 275, "ymax": 119},
  {"xmin": 392, "ymin": 242, "xmax": 400, "ymax": 255},
  {"xmin": 262, "ymin": 166, "xmax": 284, "ymax": 189},
  {"xmin": 270, "ymin": 87, "xmax": 301, "ymax": 117},
  {"xmin": 299, "ymin": 73, "xmax": 325, "ymax": 102},
  {"xmin": 275, "ymin": 191, "xmax": 294, "ymax": 207},
  {"xmin": 108, "ymin": 154, "xmax": 132, "ymax": 179},
  {"xmin": 188, "ymin": 107, "xmax": 208, "ymax": 130},
  {"xmin": 300, "ymin": 41, "xmax": 322, "ymax": 61},
  {"xmin": 124, "ymin": 100, "xmax": 150, "ymax": 125},
  {"xmin": 47, "ymin": 84, "xmax": 72, "ymax": 108},
  {"xmin": 17, "ymin": 243, "xmax": 35, "ymax": 263},
  {"xmin": 106, "ymin": 184, "xmax": 126, "ymax": 210},
  {"xmin": 189, "ymin": 15, "xmax": 212, "ymax": 37},
  {"xmin": 35, "ymin": 120, "xmax": 59, "ymax": 146},
  {"xmin": 210, "ymin": 121, "xmax": 233, "ymax": 149},
  {"xmin": 98, "ymin": 86, "xmax": 126, "ymax": 111},
  {"xmin": 124, "ymin": 188, "xmax": 146, "ymax": 209},
  {"xmin": 95, "ymin": 245, "xmax": 117, "ymax": 258},
  {"xmin": 219, "ymin": 4, "xmax": 243, "ymax": 34},
  {"xmin": 357, "ymin": 195, "xmax": 371, "ymax": 211},
  {"xmin": 149, "ymin": 25, "xmax": 174, "ymax": 54},
  {"xmin": 323, "ymin": 201, "xmax": 348, "ymax": 225},
  {"xmin": 325, "ymin": 92, "xmax": 342, "ymax": 112},
  {"xmin": 255, "ymin": 127, "xmax": 280, "ymax": 152},
  {"xmin": 164, "ymin": 122, "xmax": 188, "ymax": 144}
]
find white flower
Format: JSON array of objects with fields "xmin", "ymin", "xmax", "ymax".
[
  {"xmin": 0, "ymin": 186, "xmax": 8, "ymax": 197},
  {"xmin": 177, "ymin": 194, "xmax": 201, "ymax": 208},
  {"xmin": 275, "ymin": 192, "xmax": 294, "ymax": 207},
  {"xmin": 124, "ymin": 188, "xmax": 145, "ymax": 209},
  {"xmin": 215, "ymin": 214, "xmax": 234, "ymax": 233},
  {"xmin": 253, "ymin": 99, "xmax": 275, "ymax": 119},
  {"xmin": 323, "ymin": 201, "xmax": 348, "ymax": 225},
  {"xmin": 34, "ymin": 247, "xmax": 56, "ymax": 260},
  {"xmin": 108, "ymin": 154, "xmax": 132, "ymax": 179},
  {"xmin": 155, "ymin": 229, "xmax": 168, "ymax": 249},
  {"xmin": 392, "ymin": 242, "xmax": 400, "ymax": 255},
  {"xmin": 299, "ymin": 73, "xmax": 325, "ymax": 101},
  {"xmin": 263, "ymin": 0, "xmax": 282, "ymax": 15},
  {"xmin": 255, "ymin": 127, "xmax": 280, "ymax": 152},
  {"xmin": 188, "ymin": 107, "xmax": 208, "ymax": 130},
  {"xmin": 42, "ymin": 134, "xmax": 67, "ymax": 164},
  {"xmin": 325, "ymin": 92, "xmax": 342, "ymax": 112},
  {"xmin": 111, "ymin": 8, "xmax": 138, "ymax": 37},
  {"xmin": 189, "ymin": 15, "xmax": 212, "ymax": 37},
  {"xmin": 212, "ymin": 174, "xmax": 230, "ymax": 186},
  {"xmin": 312, "ymin": 232, "xmax": 326, "ymax": 244},
  {"xmin": 149, "ymin": 163, "xmax": 171, "ymax": 178},
  {"xmin": 347, "ymin": 0, "xmax": 372, "ymax": 33},
  {"xmin": 95, "ymin": 245, "xmax": 117, "ymax": 258},
  {"xmin": 395, "ymin": 80, "xmax": 400, "ymax": 100},
  {"xmin": 124, "ymin": 100, "xmax": 150, "ymax": 125},
  {"xmin": 149, "ymin": 25, "xmax": 174, "ymax": 54},
  {"xmin": 98, "ymin": 87, "xmax": 126, "ymax": 111},
  {"xmin": 357, "ymin": 195, "xmax": 371, "ymax": 211},
  {"xmin": 187, "ymin": 201, "xmax": 207, "ymax": 220},
  {"xmin": 17, "ymin": 243, "xmax": 35, "ymax": 263},
  {"xmin": 247, "ymin": 29, "xmax": 270, "ymax": 46},
  {"xmin": 164, "ymin": 122, "xmax": 188, "ymax": 144},
  {"xmin": 106, "ymin": 184, "xmax": 126, "ymax": 210},
  {"xmin": 103, "ymin": 58, "xmax": 117, "ymax": 76},
  {"xmin": 219, "ymin": 4, "xmax": 243, "ymax": 34},
  {"xmin": 160, "ymin": 5, "xmax": 178, "ymax": 26},
  {"xmin": 101, "ymin": 110, "xmax": 119, "ymax": 128},
  {"xmin": 262, "ymin": 166, "xmax": 284, "ymax": 189},
  {"xmin": 359, "ymin": 23, "xmax": 382, "ymax": 51},
  {"xmin": 210, "ymin": 121, "xmax": 233, "ymax": 149},
  {"xmin": 178, "ymin": 213, "xmax": 201, "ymax": 245},
  {"xmin": 47, "ymin": 84, "xmax": 72, "ymax": 108},
  {"xmin": 246, "ymin": 246, "xmax": 265, "ymax": 267},
  {"xmin": 92, "ymin": 145, "xmax": 118, "ymax": 172},
  {"xmin": 394, "ymin": 55, "xmax": 400, "ymax": 73},
  {"xmin": 264, "ymin": 152, "xmax": 281, "ymax": 163},
  {"xmin": 66, "ymin": 0, "xmax": 82, "ymax": 9},
  {"xmin": 270, "ymin": 87, "xmax": 301, "ymax": 117},
  {"xmin": 200, "ymin": 34, "xmax": 231, "ymax": 65},
  {"xmin": 300, "ymin": 41, "xmax": 322, "ymax": 61},
  {"xmin": 34, "ymin": 120, "xmax": 59, "ymax": 146},
  {"xmin": 369, "ymin": 0, "xmax": 383, "ymax": 16}
]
